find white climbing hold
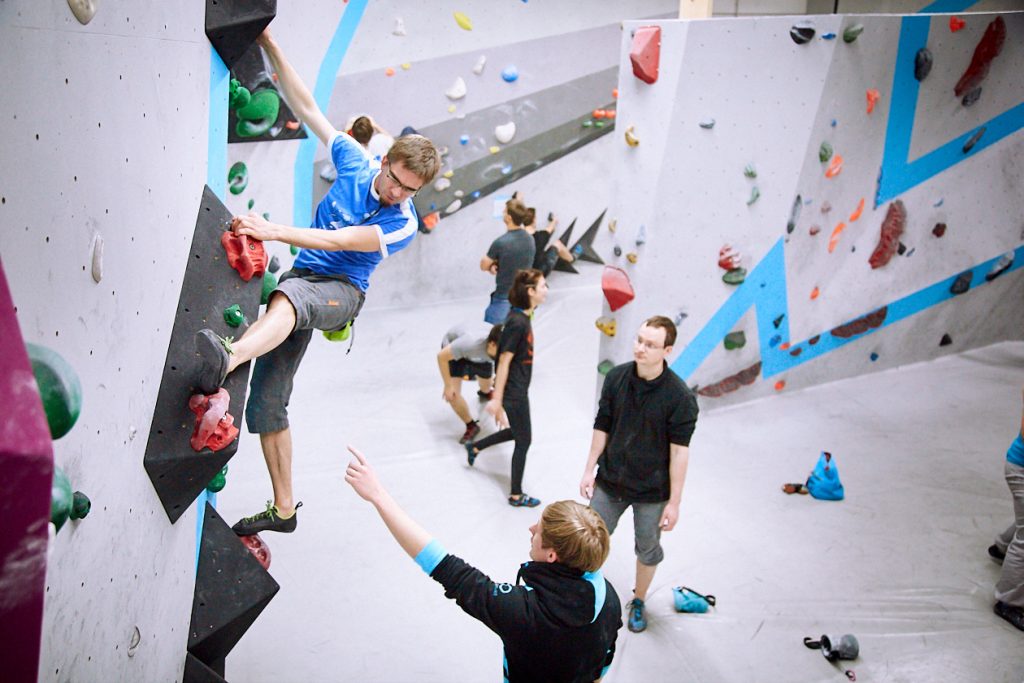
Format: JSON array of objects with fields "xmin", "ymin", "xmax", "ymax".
[
  {"xmin": 319, "ymin": 162, "xmax": 337, "ymax": 183},
  {"xmin": 454, "ymin": 190, "xmax": 465, "ymax": 198},
  {"xmin": 445, "ymin": 199, "xmax": 462, "ymax": 215},
  {"xmin": 434, "ymin": 177, "xmax": 451, "ymax": 192},
  {"xmin": 90, "ymin": 233, "xmax": 104, "ymax": 283},
  {"xmin": 67, "ymin": 0, "xmax": 98, "ymax": 25},
  {"xmin": 445, "ymin": 77, "xmax": 467, "ymax": 100},
  {"xmin": 495, "ymin": 121, "xmax": 516, "ymax": 144},
  {"xmin": 392, "ymin": 17, "xmax": 407, "ymax": 36},
  {"xmin": 473, "ymin": 55, "xmax": 487, "ymax": 75}
]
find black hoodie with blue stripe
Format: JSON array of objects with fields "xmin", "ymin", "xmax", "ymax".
[{"xmin": 416, "ymin": 540, "xmax": 622, "ymax": 682}]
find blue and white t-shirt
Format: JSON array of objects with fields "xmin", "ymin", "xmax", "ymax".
[{"xmin": 294, "ymin": 131, "xmax": 417, "ymax": 292}]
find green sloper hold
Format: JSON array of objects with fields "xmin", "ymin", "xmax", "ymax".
[
  {"xmin": 229, "ymin": 78, "xmax": 251, "ymax": 110},
  {"xmin": 819, "ymin": 141, "xmax": 833, "ymax": 162},
  {"xmin": 597, "ymin": 360, "xmax": 615, "ymax": 375},
  {"xmin": 746, "ymin": 187, "xmax": 760, "ymax": 206},
  {"xmin": 206, "ymin": 465, "xmax": 228, "ymax": 493},
  {"xmin": 843, "ymin": 24, "xmax": 864, "ymax": 43},
  {"xmin": 223, "ymin": 304, "xmax": 246, "ymax": 328},
  {"xmin": 290, "ymin": 245, "xmax": 299, "ymax": 256},
  {"xmin": 71, "ymin": 491, "xmax": 91, "ymax": 520},
  {"xmin": 724, "ymin": 331, "xmax": 746, "ymax": 350},
  {"xmin": 228, "ymin": 162, "xmax": 248, "ymax": 195},
  {"xmin": 27, "ymin": 343, "xmax": 82, "ymax": 440},
  {"xmin": 247, "ymin": 198, "xmax": 255, "ymax": 210},
  {"xmin": 743, "ymin": 164, "xmax": 757, "ymax": 179},
  {"xmin": 261, "ymin": 270, "xmax": 278, "ymax": 305},
  {"xmin": 51, "ymin": 466, "xmax": 73, "ymax": 532},
  {"xmin": 235, "ymin": 89, "xmax": 281, "ymax": 138},
  {"xmin": 723, "ymin": 268, "xmax": 747, "ymax": 285}
]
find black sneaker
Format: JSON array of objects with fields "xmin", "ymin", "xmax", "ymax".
[
  {"xmin": 994, "ymin": 601, "xmax": 1024, "ymax": 631},
  {"xmin": 195, "ymin": 329, "xmax": 233, "ymax": 394},
  {"xmin": 232, "ymin": 501, "xmax": 302, "ymax": 536},
  {"xmin": 989, "ymin": 544, "xmax": 1006, "ymax": 564}
]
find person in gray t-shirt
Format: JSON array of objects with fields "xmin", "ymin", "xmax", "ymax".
[
  {"xmin": 438, "ymin": 322, "xmax": 503, "ymax": 444},
  {"xmin": 480, "ymin": 196, "xmax": 535, "ymax": 324}
]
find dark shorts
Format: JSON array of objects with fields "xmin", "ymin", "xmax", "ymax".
[
  {"xmin": 245, "ymin": 269, "xmax": 365, "ymax": 434},
  {"xmin": 589, "ymin": 485, "xmax": 667, "ymax": 566},
  {"xmin": 448, "ymin": 358, "xmax": 493, "ymax": 380}
]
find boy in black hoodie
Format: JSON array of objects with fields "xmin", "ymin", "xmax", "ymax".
[{"xmin": 344, "ymin": 446, "xmax": 622, "ymax": 682}]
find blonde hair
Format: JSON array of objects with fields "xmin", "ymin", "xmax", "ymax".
[
  {"xmin": 387, "ymin": 135, "xmax": 442, "ymax": 183},
  {"xmin": 541, "ymin": 501, "xmax": 610, "ymax": 572}
]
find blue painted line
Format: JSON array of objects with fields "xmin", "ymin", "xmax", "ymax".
[
  {"xmin": 671, "ymin": 242, "xmax": 1023, "ymax": 383},
  {"xmin": 919, "ymin": 0, "xmax": 977, "ymax": 12},
  {"xmin": 876, "ymin": 6, "xmax": 1024, "ymax": 204},
  {"xmin": 293, "ymin": 0, "xmax": 369, "ymax": 228}
]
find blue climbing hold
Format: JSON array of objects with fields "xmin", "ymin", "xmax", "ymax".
[
  {"xmin": 822, "ymin": 32, "xmax": 836, "ymax": 40},
  {"xmin": 870, "ymin": 352, "xmax": 879, "ymax": 361},
  {"xmin": 460, "ymin": 134, "xmax": 469, "ymax": 145},
  {"xmin": 501, "ymin": 65, "xmax": 519, "ymax": 82},
  {"xmin": 769, "ymin": 334, "xmax": 782, "ymax": 348},
  {"xmin": 471, "ymin": 191, "xmax": 481, "ymax": 199},
  {"xmin": 501, "ymin": 163, "xmax": 513, "ymax": 175}
]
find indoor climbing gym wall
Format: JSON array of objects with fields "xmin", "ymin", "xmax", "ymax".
[{"xmin": 601, "ymin": 7, "xmax": 1024, "ymax": 406}]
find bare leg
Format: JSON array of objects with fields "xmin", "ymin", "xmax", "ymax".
[
  {"xmin": 634, "ymin": 560, "xmax": 658, "ymax": 601},
  {"xmin": 448, "ymin": 378, "xmax": 473, "ymax": 423},
  {"xmin": 260, "ymin": 428, "xmax": 295, "ymax": 516},
  {"xmin": 477, "ymin": 376, "xmax": 493, "ymax": 393},
  {"xmin": 552, "ymin": 238, "xmax": 575, "ymax": 263},
  {"xmin": 227, "ymin": 293, "xmax": 297, "ymax": 373}
]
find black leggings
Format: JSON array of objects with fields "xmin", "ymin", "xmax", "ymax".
[{"xmin": 473, "ymin": 396, "xmax": 531, "ymax": 495}]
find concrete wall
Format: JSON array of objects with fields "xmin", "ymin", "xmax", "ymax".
[{"xmin": 602, "ymin": 10, "xmax": 1024, "ymax": 406}]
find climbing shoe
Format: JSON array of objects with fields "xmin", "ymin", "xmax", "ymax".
[
  {"xmin": 465, "ymin": 442, "xmax": 478, "ymax": 467},
  {"xmin": 989, "ymin": 544, "xmax": 1006, "ymax": 564},
  {"xmin": 195, "ymin": 329, "xmax": 233, "ymax": 395},
  {"xmin": 477, "ymin": 389, "xmax": 493, "ymax": 401},
  {"xmin": 232, "ymin": 501, "xmax": 302, "ymax": 536},
  {"xmin": 995, "ymin": 601, "xmax": 1024, "ymax": 632},
  {"xmin": 460, "ymin": 421, "xmax": 481, "ymax": 445},
  {"xmin": 627, "ymin": 598, "xmax": 648, "ymax": 633},
  {"xmin": 508, "ymin": 494, "xmax": 540, "ymax": 508}
]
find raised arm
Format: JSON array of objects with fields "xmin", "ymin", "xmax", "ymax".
[
  {"xmin": 257, "ymin": 29, "xmax": 337, "ymax": 146},
  {"xmin": 345, "ymin": 446, "xmax": 431, "ymax": 558},
  {"xmin": 231, "ymin": 213, "xmax": 381, "ymax": 252}
]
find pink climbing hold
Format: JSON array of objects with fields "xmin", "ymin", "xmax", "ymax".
[
  {"xmin": 602, "ymin": 266, "xmax": 635, "ymax": 312},
  {"xmin": 188, "ymin": 388, "xmax": 239, "ymax": 452},
  {"xmin": 630, "ymin": 26, "xmax": 661, "ymax": 85},
  {"xmin": 868, "ymin": 200, "xmax": 906, "ymax": 269}
]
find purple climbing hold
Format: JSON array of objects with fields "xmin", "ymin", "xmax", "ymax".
[{"xmin": 962, "ymin": 127, "xmax": 986, "ymax": 153}]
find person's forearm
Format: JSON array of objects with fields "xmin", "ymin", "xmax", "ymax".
[
  {"xmin": 668, "ymin": 445, "xmax": 690, "ymax": 504},
  {"xmin": 585, "ymin": 430, "xmax": 608, "ymax": 472},
  {"xmin": 259, "ymin": 35, "xmax": 319, "ymax": 125},
  {"xmin": 370, "ymin": 489, "xmax": 432, "ymax": 559},
  {"xmin": 492, "ymin": 354, "xmax": 512, "ymax": 402},
  {"xmin": 266, "ymin": 223, "xmax": 377, "ymax": 252},
  {"xmin": 437, "ymin": 350, "xmax": 454, "ymax": 385}
]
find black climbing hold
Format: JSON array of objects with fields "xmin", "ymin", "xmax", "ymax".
[
  {"xmin": 962, "ymin": 87, "xmax": 982, "ymax": 107},
  {"xmin": 962, "ymin": 127, "xmax": 986, "ymax": 153},
  {"xmin": 205, "ymin": 0, "xmax": 277, "ymax": 71},
  {"xmin": 187, "ymin": 503, "xmax": 279, "ymax": 673},
  {"xmin": 915, "ymin": 48, "xmax": 933, "ymax": 81},
  {"xmin": 613, "ymin": 245, "xmax": 622, "ymax": 257},
  {"xmin": 950, "ymin": 270, "xmax": 972, "ymax": 295},
  {"xmin": 897, "ymin": 242, "xmax": 907, "ymax": 256},
  {"xmin": 268, "ymin": 254, "xmax": 280, "ymax": 273},
  {"xmin": 932, "ymin": 222, "xmax": 947, "ymax": 238},
  {"xmin": 143, "ymin": 186, "xmax": 262, "ymax": 524},
  {"xmin": 939, "ymin": 333, "xmax": 953, "ymax": 346},
  {"xmin": 184, "ymin": 652, "xmax": 227, "ymax": 683},
  {"xmin": 790, "ymin": 25, "xmax": 816, "ymax": 44},
  {"xmin": 773, "ymin": 314, "xmax": 785, "ymax": 329},
  {"xmin": 986, "ymin": 252, "xmax": 1014, "ymax": 281},
  {"xmin": 786, "ymin": 194, "xmax": 802, "ymax": 234}
]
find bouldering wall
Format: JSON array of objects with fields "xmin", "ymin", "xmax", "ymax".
[{"xmin": 601, "ymin": 8, "xmax": 1024, "ymax": 406}]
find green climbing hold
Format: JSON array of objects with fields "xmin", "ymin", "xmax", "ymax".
[
  {"xmin": 261, "ymin": 271, "xmax": 278, "ymax": 305},
  {"xmin": 27, "ymin": 343, "xmax": 82, "ymax": 440},
  {"xmin": 51, "ymin": 466, "xmax": 73, "ymax": 532},
  {"xmin": 819, "ymin": 141, "xmax": 833, "ymax": 163},
  {"xmin": 582, "ymin": 120, "xmax": 593, "ymax": 128},
  {"xmin": 235, "ymin": 89, "xmax": 281, "ymax": 138},
  {"xmin": 71, "ymin": 491, "xmax": 91, "ymax": 520},
  {"xmin": 724, "ymin": 331, "xmax": 747, "ymax": 350},
  {"xmin": 743, "ymin": 164, "xmax": 757, "ymax": 179},
  {"xmin": 223, "ymin": 304, "xmax": 246, "ymax": 328},
  {"xmin": 594, "ymin": 121, "xmax": 606, "ymax": 129},
  {"xmin": 842, "ymin": 23, "xmax": 864, "ymax": 43},
  {"xmin": 723, "ymin": 268, "xmax": 747, "ymax": 285},
  {"xmin": 228, "ymin": 162, "xmax": 248, "ymax": 195},
  {"xmin": 323, "ymin": 320, "xmax": 353, "ymax": 343},
  {"xmin": 746, "ymin": 187, "xmax": 760, "ymax": 206},
  {"xmin": 247, "ymin": 198, "xmax": 255, "ymax": 210},
  {"xmin": 262, "ymin": 212, "xmax": 270, "ymax": 221},
  {"xmin": 290, "ymin": 245, "xmax": 299, "ymax": 256},
  {"xmin": 229, "ymin": 78, "xmax": 251, "ymax": 110},
  {"xmin": 597, "ymin": 359, "xmax": 615, "ymax": 375},
  {"xmin": 206, "ymin": 465, "xmax": 228, "ymax": 493}
]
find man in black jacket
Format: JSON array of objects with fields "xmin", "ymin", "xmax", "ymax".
[
  {"xmin": 345, "ymin": 446, "xmax": 622, "ymax": 682},
  {"xmin": 580, "ymin": 315, "xmax": 699, "ymax": 633}
]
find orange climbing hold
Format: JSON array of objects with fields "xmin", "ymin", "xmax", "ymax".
[
  {"xmin": 612, "ymin": 88, "xmax": 619, "ymax": 99},
  {"xmin": 593, "ymin": 109, "xmax": 606, "ymax": 119},
  {"xmin": 629, "ymin": 26, "xmax": 661, "ymax": 84},
  {"xmin": 779, "ymin": 342, "xmax": 791, "ymax": 351},
  {"xmin": 825, "ymin": 154, "xmax": 843, "ymax": 178},
  {"xmin": 810, "ymin": 286, "xmax": 820, "ymax": 300},
  {"xmin": 385, "ymin": 67, "xmax": 395, "ymax": 77},
  {"xmin": 849, "ymin": 198, "xmax": 865, "ymax": 222},
  {"xmin": 221, "ymin": 232, "xmax": 267, "ymax": 282},
  {"xmin": 774, "ymin": 380, "xmax": 786, "ymax": 391},
  {"xmin": 949, "ymin": 16, "xmax": 966, "ymax": 32},
  {"xmin": 602, "ymin": 266, "xmax": 635, "ymax": 312},
  {"xmin": 828, "ymin": 222, "xmax": 847, "ymax": 253},
  {"xmin": 866, "ymin": 89, "xmax": 880, "ymax": 114},
  {"xmin": 284, "ymin": 120, "xmax": 300, "ymax": 130}
]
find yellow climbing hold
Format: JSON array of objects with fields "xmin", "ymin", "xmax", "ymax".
[
  {"xmin": 454, "ymin": 12, "xmax": 473, "ymax": 30},
  {"xmin": 489, "ymin": 146, "xmax": 500, "ymax": 154},
  {"xmin": 401, "ymin": 62, "xmax": 412, "ymax": 70},
  {"xmin": 448, "ymin": 104, "xmax": 457, "ymax": 113},
  {"xmin": 443, "ymin": 170, "xmax": 454, "ymax": 178},
  {"xmin": 595, "ymin": 316, "xmax": 617, "ymax": 337},
  {"xmin": 626, "ymin": 252, "xmax": 638, "ymax": 264},
  {"xmin": 624, "ymin": 126, "xmax": 640, "ymax": 147}
]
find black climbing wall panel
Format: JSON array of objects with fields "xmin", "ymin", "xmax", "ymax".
[{"xmin": 205, "ymin": 0, "xmax": 277, "ymax": 71}]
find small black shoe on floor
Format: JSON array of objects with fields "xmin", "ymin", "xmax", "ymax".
[
  {"xmin": 988, "ymin": 544, "xmax": 1006, "ymax": 564},
  {"xmin": 994, "ymin": 601, "xmax": 1024, "ymax": 632}
]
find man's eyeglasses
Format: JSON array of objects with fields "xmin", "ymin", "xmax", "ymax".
[
  {"xmin": 635, "ymin": 337, "xmax": 664, "ymax": 351},
  {"xmin": 386, "ymin": 167, "xmax": 421, "ymax": 195}
]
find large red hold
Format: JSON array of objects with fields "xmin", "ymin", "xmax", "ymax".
[
  {"xmin": 630, "ymin": 26, "xmax": 661, "ymax": 85},
  {"xmin": 188, "ymin": 388, "xmax": 240, "ymax": 452},
  {"xmin": 697, "ymin": 362, "xmax": 762, "ymax": 398},
  {"xmin": 954, "ymin": 16, "xmax": 1006, "ymax": 97},
  {"xmin": 221, "ymin": 231, "xmax": 267, "ymax": 282},
  {"xmin": 830, "ymin": 307, "xmax": 888, "ymax": 339},
  {"xmin": 868, "ymin": 200, "xmax": 906, "ymax": 269},
  {"xmin": 602, "ymin": 266, "xmax": 635, "ymax": 312},
  {"xmin": 240, "ymin": 533, "xmax": 272, "ymax": 571}
]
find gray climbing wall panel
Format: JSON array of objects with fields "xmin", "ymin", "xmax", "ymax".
[
  {"xmin": 0, "ymin": 3, "xmax": 210, "ymax": 681},
  {"xmin": 602, "ymin": 11, "xmax": 1024, "ymax": 407}
]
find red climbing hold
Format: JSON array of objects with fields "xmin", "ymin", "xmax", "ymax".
[
  {"xmin": 221, "ymin": 231, "xmax": 267, "ymax": 282},
  {"xmin": 421, "ymin": 211, "xmax": 440, "ymax": 232},
  {"xmin": 697, "ymin": 362, "xmax": 762, "ymax": 398},
  {"xmin": 240, "ymin": 533, "xmax": 272, "ymax": 570},
  {"xmin": 868, "ymin": 200, "xmax": 906, "ymax": 269},
  {"xmin": 718, "ymin": 245, "xmax": 742, "ymax": 270},
  {"xmin": 866, "ymin": 88, "xmax": 880, "ymax": 114},
  {"xmin": 830, "ymin": 306, "xmax": 887, "ymax": 338},
  {"xmin": 188, "ymin": 388, "xmax": 239, "ymax": 452},
  {"xmin": 954, "ymin": 16, "xmax": 1006, "ymax": 98},
  {"xmin": 602, "ymin": 266, "xmax": 635, "ymax": 312},
  {"xmin": 949, "ymin": 16, "xmax": 966, "ymax": 32},
  {"xmin": 630, "ymin": 26, "xmax": 661, "ymax": 85}
]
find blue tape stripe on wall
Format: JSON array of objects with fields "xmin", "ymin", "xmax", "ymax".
[
  {"xmin": 292, "ymin": 0, "xmax": 370, "ymax": 228},
  {"xmin": 199, "ymin": 46, "xmax": 230, "ymax": 569},
  {"xmin": 876, "ymin": 2, "xmax": 1024, "ymax": 204}
]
